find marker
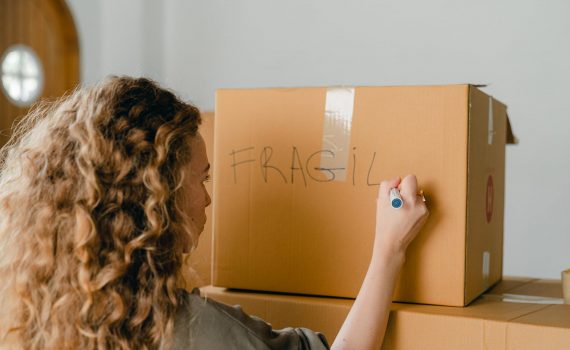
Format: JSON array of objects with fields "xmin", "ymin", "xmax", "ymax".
[{"xmin": 390, "ymin": 188, "xmax": 403, "ymax": 209}]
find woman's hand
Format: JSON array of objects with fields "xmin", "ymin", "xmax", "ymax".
[
  {"xmin": 332, "ymin": 174, "xmax": 430, "ymax": 350},
  {"xmin": 374, "ymin": 175, "xmax": 429, "ymax": 259}
]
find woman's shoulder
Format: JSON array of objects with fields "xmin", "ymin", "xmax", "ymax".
[{"xmin": 172, "ymin": 288, "xmax": 330, "ymax": 350}]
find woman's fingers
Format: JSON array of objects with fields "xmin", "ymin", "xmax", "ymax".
[
  {"xmin": 379, "ymin": 177, "xmax": 401, "ymax": 200},
  {"xmin": 399, "ymin": 174, "xmax": 418, "ymax": 203}
]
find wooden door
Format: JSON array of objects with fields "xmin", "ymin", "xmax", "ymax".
[{"xmin": 0, "ymin": 0, "xmax": 79, "ymax": 147}]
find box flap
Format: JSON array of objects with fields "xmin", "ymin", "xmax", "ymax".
[
  {"xmin": 466, "ymin": 84, "xmax": 517, "ymax": 145},
  {"xmin": 506, "ymin": 115, "xmax": 518, "ymax": 145}
]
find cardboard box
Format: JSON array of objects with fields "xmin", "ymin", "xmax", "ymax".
[
  {"xmin": 213, "ymin": 85, "xmax": 516, "ymax": 306},
  {"xmin": 181, "ymin": 112, "xmax": 215, "ymax": 288},
  {"xmin": 201, "ymin": 278, "xmax": 570, "ymax": 349}
]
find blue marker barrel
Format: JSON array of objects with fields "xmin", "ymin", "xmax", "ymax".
[{"xmin": 390, "ymin": 188, "xmax": 403, "ymax": 209}]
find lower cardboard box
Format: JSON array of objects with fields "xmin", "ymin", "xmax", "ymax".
[{"xmin": 201, "ymin": 278, "xmax": 570, "ymax": 350}]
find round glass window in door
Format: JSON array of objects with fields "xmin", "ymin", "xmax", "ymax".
[{"xmin": 1, "ymin": 44, "xmax": 45, "ymax": 107}]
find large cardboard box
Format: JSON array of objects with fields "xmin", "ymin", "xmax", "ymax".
[
  {"xmin": 213, "ymin": 85, "xmax": 516, "ymax": 306},
  {"xmin": 201, "ymin": 278, "xmax": 570, "ymax": 349}
]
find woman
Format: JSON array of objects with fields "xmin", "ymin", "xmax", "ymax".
[{"xmin": 0, "ymin": 77, "xmax": 428, "ymax": 349}]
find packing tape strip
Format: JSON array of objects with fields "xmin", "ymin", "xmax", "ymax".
[
  {"xmin": 320, "ymin": 87, "xmax": 355, "ymax": 182},
  {"xmin": 483, "ymin": 293, "xmax": 564, "ymax": 305},
  {"xmin": 482, "ymin": 251, "xmax": 490, "ymax": 281},
  {"xmin": 488, "ymin": 96, "xmax": 494, "ymax": 145},
  {"xmin": 563, "ymin": 269, "xmax": 570, "ymax": 304}
]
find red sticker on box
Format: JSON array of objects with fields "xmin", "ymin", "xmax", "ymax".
[{"xmin": 486, "ymin": 175, "xmax": 494, "ymax": 223}]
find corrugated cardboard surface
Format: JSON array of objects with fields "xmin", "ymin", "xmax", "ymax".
[
  {"xmin": 201, "ymin": 278, "xmax": 570, "ymax": 350},
  {"xmin": 214, "ymin": 85, "xmax": 510, "ymax": 306},
  {"xmin": 505, "ymin": 304, "xmax": 570, "ymax": 350}
]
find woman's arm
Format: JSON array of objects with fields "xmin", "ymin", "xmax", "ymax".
[{"xmin": 332, "ymin": 175, "xmax": 429, "ymax": 350}]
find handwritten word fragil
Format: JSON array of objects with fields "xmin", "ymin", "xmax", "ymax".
[{"xmin": 228, "ymin": 146, "xmax": 383, "ymax": 187}]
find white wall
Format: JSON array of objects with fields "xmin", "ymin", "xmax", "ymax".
[
  {"xmin": 66, "ymin": 0, "xmax": 570, "ymax": 279},
  {"xmin": 66, "ymin": 0, "xmax": 163, "ymax": 84},
  {"xmin": 66, "ymin": 0, "xmax": 100, "ymax": 85}
]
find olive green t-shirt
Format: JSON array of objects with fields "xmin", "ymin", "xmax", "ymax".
[{"xmin": 172, "ymin": 289, "xmax": 330, "ymax": 350}]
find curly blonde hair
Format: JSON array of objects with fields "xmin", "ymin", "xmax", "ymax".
[{"xmin": 0, "ymin": 76, "xmax": 201, "ymax": 349}]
